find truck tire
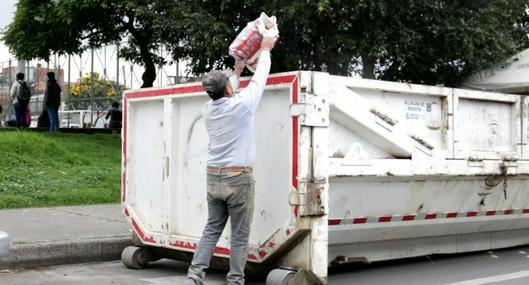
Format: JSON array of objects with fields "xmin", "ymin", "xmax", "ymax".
[
  {"xmin": 266, "ymin": 268, "xmax": 296, "ymax": 285},
  {"xmin": 121, "ymin": 246, "xmax": 152, "ymax": 269}
]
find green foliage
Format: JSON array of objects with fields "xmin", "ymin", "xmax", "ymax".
[
  {"xmin": 4, "ymin": 0, "xmax": 529, "ymax": 87},
  {"xmin": 3, "ymin": 0, "xmax": 165, "ymax": 87},
  {"xmin": 0, "ymin": 132, "xmax": 121, "ymax": 209},
  {"xmin": 66, "ymin": 72, "xmax": 124, "ymax": 110},
  {"xmin": 165, "ymin": 0, "xmax": 529, "ymax": 86}
]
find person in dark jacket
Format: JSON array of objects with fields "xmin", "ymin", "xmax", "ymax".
[
  {"xmin": 105, "ymin": 101, "xmax": 122, "ymax": 129},
  {"xmin": 43, "ymin": 72, "xmax": 61, "ymax": 132},
  {"xmin": 0, "ymin": 104, "xmax": 4, "ymax": 127}
]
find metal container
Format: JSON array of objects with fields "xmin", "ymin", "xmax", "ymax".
[
  {"xmin": 0, "ymin": 231, "xmax": 9, "ymax": 257},
  {"xmin": 122, "ymin": 72, "xmax": 529, "ymax": 284}
]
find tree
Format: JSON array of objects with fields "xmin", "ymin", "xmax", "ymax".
[
  {"xmin": 3, "ymin": 0, "xmax": 168, "ymax": 88},
  {"xmin": 165, "ymin": 0, "xmax": 529, "ymax": 86},
  {"xmin": 66, "ymin": 72, "xmax": 124, "ymax": 110},
  {"xmin": 336, "ymin": 0, "xmax": 529, "ymax": 86},
  {"xmin": 5, "ymin": 1, "xmax": 529, "ymax": 87}
]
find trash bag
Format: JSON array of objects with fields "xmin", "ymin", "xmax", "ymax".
[
  {"xmin": 37, "ymin": 108, "xmax": 50, "ymax": 128},
  {"xmin": 5, "ymin": 103, "xmax": 16, "ymax": 121},
  {"xmin": 229, "ymin": 12, "xmax": 279, "ymax": 73}
]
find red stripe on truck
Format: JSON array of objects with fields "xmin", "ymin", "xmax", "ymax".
[
  {"xmin": 328, "ymin": 208, "xmax": 529, "ymax": 226},
  {"xmin": 126, "ymin": 74, "xmax": 298, "ymax": 98},
  {"xmin": 402, "ymin": 215, "xmax": 416, "ymax": 221},
  {"xmin": 127, "ymin": 85, "xmax": 205, "ymax": 98},
  {"xmin": 425, "ymin": 213, "xmax": 437, "ymax": 219},
  {"xmin": 214, "ymin": 247, "xmax": 231, "ymax": 256},
  {"xmin": 170, "ymin": 241, "xmax": 257, "ymax": 261},
  {"xmin": 291, "ymin": 77, "xmax": 300, "ymax": 218},
  {"xmin": 378, "ymin": 216, "xmax": 392, "ymax": 223},
  {"xmin": 131, "ymin": 218, "xmax": 155, "ymax": 243},
  {"xmin": 353, "ymin": 217, "xmax": 368, "ymax": 224},
  {"xmin": 122, "ymin": 97, "xmax": 128, "ymax": 203},
  {"xmin": 292, "ymin": 77, "xmax": 299, "ymax": 190},
  {"xmin": 258, "ymin": 250, "xmax": 268, "ymax": 258},
  {"xmin": 328, "ymin": 219, "xmax": 341, "ymax": 225}
]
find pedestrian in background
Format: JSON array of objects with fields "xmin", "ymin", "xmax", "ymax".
[
  {"xmin": 105, "ymin": 101, "xmax": 122, "ymax": 129},
  {"xmin": 0, "ymin": 104, "xmax": 4, "ymax": 127},
  {"xmin": 44, "ymin": 72, "xmax": 61, "ymax": 132},
  {"xmin": 10, "ymin": 72, "xmax": 30, "ymax": 129}
]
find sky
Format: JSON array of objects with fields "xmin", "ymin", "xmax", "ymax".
[
  {"xmin": 0, "ymin": 0, "xmax": 18, "ymax": 61},
  {"xmin": 0, "ymin": 0, "xmax": 182, "ymax": 89}
]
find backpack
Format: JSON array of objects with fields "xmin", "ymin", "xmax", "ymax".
[{"xmin": 17, "ymin": 81, "xmax": 31, "ymax": 103}]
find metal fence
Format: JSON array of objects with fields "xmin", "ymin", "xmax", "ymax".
[{"xmin": 0, "ymin": 43, "xmax": 196, "ymax": 128}]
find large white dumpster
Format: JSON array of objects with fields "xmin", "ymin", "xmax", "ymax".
[{"xmin": 121, "ymin": 71, "xmax": 529, "ymax": 284}]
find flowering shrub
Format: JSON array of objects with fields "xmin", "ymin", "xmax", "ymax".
[{"xmin": 67, "ymin": 73, "xmax": 125, "ymax": 110}]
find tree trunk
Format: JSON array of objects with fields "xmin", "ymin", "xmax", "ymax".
[
  {"xmin": 138, "ymin": 42, "xmax": 156, "ymax": 88},
  {"xmin": 380, "ymin": 62, "xmax": 399, "ymax": 82},
  {"xmin": 125, "ymin": 16, "xmax": 156, "ymax": 88},
  {"xmin": 361, "ymin": 52, "xmax": 376, "ymax": 79}
]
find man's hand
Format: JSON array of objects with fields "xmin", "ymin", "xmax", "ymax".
[
  {"xmin": 261, "ymin": 35, "xmax": 277, "ymax": 52},
  {"xmin": 234, "ymin": 60, "xmax": 245, "ymax": 77}
]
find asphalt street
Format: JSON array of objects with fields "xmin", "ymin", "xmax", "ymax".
[{"xmin": 3, "ymin": 245, "xmax": 529, "ymax": 285}]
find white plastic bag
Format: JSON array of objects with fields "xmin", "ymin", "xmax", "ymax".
[
  {"xmin": 229, "ymin": 12, "xmax": 279, "ymax": 73},
  {"xmin": 6, "ymin": 103, "xmax": 16, "ymax": 122}
]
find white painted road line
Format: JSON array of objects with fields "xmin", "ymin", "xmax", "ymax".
[{"xmin": 446, "ymin": 270, "xmax": 529, "ymax": 285}]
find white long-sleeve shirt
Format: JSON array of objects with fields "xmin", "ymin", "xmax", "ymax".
[{"xmin": 204, "ymin": 51, "xmax": 271, "ymax": 167}]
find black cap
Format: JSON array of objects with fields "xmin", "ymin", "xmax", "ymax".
[{"xmin": 202, "ymin": 70, "xmax": 234, "ymax": 100}]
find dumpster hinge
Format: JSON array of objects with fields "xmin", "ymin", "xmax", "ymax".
[
  {"xmin": 290, "ymin": 94, "xmax": 329, "ymax": 127},
  {"xmin": 290, "ymin": 181, "xmax": 326, "ymax": 217}
]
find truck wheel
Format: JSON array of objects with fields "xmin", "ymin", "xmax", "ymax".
[
  {"xmin": 266, "ymin": 268, "xmax": 296, "ymax": 285},
  {"xmin": 121, "ymin": 246, "xmax": 151, "ymax": 269}
]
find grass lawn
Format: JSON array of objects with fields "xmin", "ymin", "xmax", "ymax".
[{"xmin": 0, "ymin": 131, "xmax": 121, "ymax": 209}]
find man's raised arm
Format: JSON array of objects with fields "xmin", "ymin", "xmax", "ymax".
[{"xmin": 240, "ymin": 35, "xmax": 276, "ymax": 112}]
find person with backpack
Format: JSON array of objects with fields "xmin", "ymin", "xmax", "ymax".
[
  {"xmin": 10, "ymin": 72, "xmax": 31, "ymax": 129},
  {"xmin": 44, "ymin": 72, "xmax": 61, "ymax": 132}
]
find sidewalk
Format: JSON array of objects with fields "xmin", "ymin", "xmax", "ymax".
[{"xmin": 0, "ymin": 204, "xmax": 132, "ymax": 269}]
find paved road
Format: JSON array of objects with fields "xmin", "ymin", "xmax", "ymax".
[{"xmin": 3, "ymin": 246, "xmax": 529, "ymax": 285}]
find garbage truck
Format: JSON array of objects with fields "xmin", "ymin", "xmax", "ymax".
[{"xmin": 121, "ymin": 71, "xmax": 529, "ymax": 284}]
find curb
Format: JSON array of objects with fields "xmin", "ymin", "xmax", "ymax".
[{"xmin": 0, "ymin": 236, "xmax": 132, "ymax": 269}]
